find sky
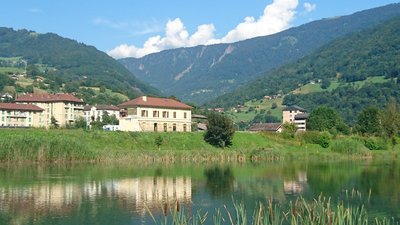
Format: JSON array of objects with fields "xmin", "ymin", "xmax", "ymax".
[{"xmin": 1, "ymin": 0, "xmax": 399, "ymax": 59}]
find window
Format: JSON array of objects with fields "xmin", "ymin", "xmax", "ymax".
[
  {"xmin": 173, "ymin": 112, "xmax": 177, "ymax": 118},
  {"xmin": 173, "ymin": 123, "xmax": 176, "ymax": 132},
  {"xmin": 153, "ymin": 111, "xmax": 159, "ymax": 118},
  {"xmin": 184, "ymin": 112, "xmax": 187, "ymax": 119},
  {"xmin": 183, "ymin": 124, "xmax": 187, "ymax": 132},
  {"xmin": 1, "ymin": 117, "xmax": 4, "ymax": 122},
  {"xmin": 141, "ymin": 110, "xmax": 148, "ymax": 117},
  {"xmin": 163, "ymin": 123, "xmax": 167, "ymax": 132},
  {"xmin": 162, "ymin": 111, "xmax": 169, "ymax": 118},
  {"xmin": 29, "ymin": 117, "xmax": 32, "ymax": 123},
  {"xmin": 154, "ymin": 123, "xmax": 158, "ymax": 132}
]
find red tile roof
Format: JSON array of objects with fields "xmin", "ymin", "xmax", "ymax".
[
  {"xmin": 15, "ymin": 93, "xmax": 84, "ymax": 103},
  {"xmin": 119, "ymin": 96, "xmax": 192, "ymax": 110},
  {"xmin": 0, "ymin": 103, "xmax": 44, "ymax": 112}
]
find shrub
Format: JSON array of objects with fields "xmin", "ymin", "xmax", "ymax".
[
  {"xmin": 204, "ymin": 113, "xmax": 235, "ymax": 148},
  {"xmin": 298, "ymin": 131, "xmax": 331, "ymax": 148},
  {"xmin": 331, "ymin": 138, "xmax": 369, "ymax": 155},
  {"xmin": 353, "ymin": 136, "xmax": 388, "ymax": 150}
]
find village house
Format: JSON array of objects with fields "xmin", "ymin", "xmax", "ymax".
[
  {"xmin": 248, "ymin": 123, "xmax": 282, "ymax": 133},
  {"xmin": 83, "ymin": 105, "xmax": 120, "ymax": 125},
  {"xmin": 0, "ymin": 103, "xmax": 44, "ymax": 128},
  {"xmin": 282, "ymin": 105, "xmax": 308, "ymax": 131},
  {"xmin": 118, "ymin": 96, "xmax": 192, "ymax": 132},
  {"xmin": 15, "ymin": 93, "xmax": 84, "ymax": 128}
]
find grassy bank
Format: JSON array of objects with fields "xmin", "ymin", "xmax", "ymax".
[{"xmin": 0, "ymin": 128, "xmax": 398, "ymax": 163}]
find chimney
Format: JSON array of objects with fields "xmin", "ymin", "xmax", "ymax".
[{"xmin": 142, "ymin": 96, "xmax": 147, "ymax": 102}]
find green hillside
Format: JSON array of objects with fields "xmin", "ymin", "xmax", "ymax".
[
  {"xmin": 209, "ymin": 16, "xmax": 400, "ymax": 125},
  {"xmin": 120, "ymin": 3, "xmax": 400, "ymax": 104},
  {"xmin": 0, "ymin": 28, "xmax": 160, "ymax": 104}
]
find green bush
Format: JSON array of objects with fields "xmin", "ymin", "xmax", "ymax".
[
  {"xmin": 353, "ymin": 136, "xmax": 388, "ymax": 150},
  {"xmin": 298, "ymin": 131, "xmax": 331, "ymax": 148},
  {"xmin": 331, "ymin": 138, "xmax": 369, "ymax": 155}
]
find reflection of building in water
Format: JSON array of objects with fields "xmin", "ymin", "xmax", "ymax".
[
  {"xmin": 0, "ymin": 176, "xmax": 192, "ymax": 219},
  {"xmin": 284, "ymin": 172, "xmax": 308, "ymax": 194}
]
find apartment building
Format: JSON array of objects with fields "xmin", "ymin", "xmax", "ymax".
[
  {"xmin": 118, "ymin": 96, "xmax": 192, "ymax": 132},
  {"xmin": 15, "ymin": 93, "xmax": 84, "ymax": 127},
  {"xmin": 282, "ymin": 105, "xmax": 308, "ymax": 131},
  {"xmin": 0, "ymin": 103, "xmax": 44, "ymax": 128},
  {"xmin": 83, "ymin": 105, "xmax": 120, "ymax": 125}
]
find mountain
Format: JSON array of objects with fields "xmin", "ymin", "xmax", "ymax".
[
  {"xmin": 119, "ymin": 3, "xmax": 400, "ymax": 104},
  {"xmin": 208, "ymin": 15, "xmax": 400, "ymax": 124},
  {"xmin": 0, "ymin": 28, "xmax": 160, "ymax": 101}
]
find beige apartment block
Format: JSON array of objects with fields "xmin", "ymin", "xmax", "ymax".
[
  {"xmin": 15, "ymin": 93, "xmax": 84, "ymax": 128},
  {"xmin": 282, "ymin": 105, "xmax": 309, "ymax": 131},
  {"xmin": 0, "ymin": 103, "xmax": 44, "ymax": 128},
  {"xmin": 119, "ymin": 96, "xmax": 192, "ymax": 132}
]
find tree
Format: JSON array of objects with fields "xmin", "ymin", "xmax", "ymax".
[
  {"xmin": 282, "ymin": 122, "xmax": 297, "ymax": 139},
  {"xmin": 321, "ymin": 78, "xmax": 331, "ymax": 89},
  {"xmin": 74, "ymin": 116, "xmax": 87, "ymax": 129},
  {"xmin": 50, "ymin": 116, "xmax": 59, "ymax": 129},
  {"xmin": 26, "ymin": 64, "xmax": 40, "ymax": 77},
  {"xmin": 307, "ymin": 106, "xmax": 349, "ymax": 134},
  {"xmin": 380, "ymin": 99, "xmax": 400, "ymax": 146},
  {"xmin": 204, "ymin": 113, "xmax": 235, "ymax": 148},
  {"xmin": 356, "ymin": 106, "xmax": 381, "ymax": 136},
  {"xmin": 271, "ymin": 102, "xmax": 277, "ymax": 109}
]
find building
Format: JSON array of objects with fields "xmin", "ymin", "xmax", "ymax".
[
  {"xmin": 282, "ymin": 105, "xmax": 308, "ymax": 131},
  {"xmin": 15, "ymin": 93, "xmax": 84, "ymax": 127},
  {"xmin": 0, "ymin": 103, "xmax": 44, "ymax": 128},
  {"xmin": 248, "ymin": 123, "xmax": 282, "ymax": 133},
  {"xmin": 83, "ymin": 105, "xmax": 120, "ymax": 125},
  {"xmin": 118, "ymin": 96, "xmax": 192, "ymax": 132}
]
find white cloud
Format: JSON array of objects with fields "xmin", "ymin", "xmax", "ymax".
[
  {"xmin": 108, "ymin": 0, "xmax": 299, "ymax": 59},
  {"xmin": 303, "ymin": 2, "xmax": 316, "ymax": 13}
]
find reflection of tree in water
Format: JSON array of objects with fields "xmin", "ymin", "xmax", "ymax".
[{"xmin": 204, "ymin": 166, "xmax": 234, "ymax": 197}]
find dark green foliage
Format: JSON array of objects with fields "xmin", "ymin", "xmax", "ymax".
[
  {"xmin": 380, "ymin": 99, "xmax": 400, "ymax": 143},
  {"xmin": 298, "ymin": 131, "xmax": 331, "ymax": 148},
  {"xmin": 353, "ymin": 136, "xmax": 388, "ymax": 150},
  {"xmin": 121, "ymin": 4, "xmax": 400, "ymax": 104},
  {"xmin": 320, "ymin": 79, "xmax": 331, "ymax": 89},
  {"xmin": 0, "ymin": 73, "xmax": 15, "ymax": 91},
  {"xmin": 251, "ymin": 114, "xmax": 280, "ymax": 124},
  {"xmin": 209, "ymin": 15, "xmax": 400, "ymax": 112},
  {"xmin": 0, "ymin": 27, "xmax": 160, "ymax": 100},
  {"xmin": 282, "ymin": 122, "xmax": 297, "ymax": 139},
  {"xmin": 204, "ymin": 113, "xmax": 235, "ymax": 148},
  {"xmin": 271, "ymin": 102, "xmax": 277, "ymax": 109},
  {"xmin": 50, "ymin": 116, "xmax": 59, "ymax": 129},
  {"xmin": 74, "ymin": 117, "xmax": 87, "ymax": 129},
  {"xmin": 308, "ymin": 106, "xmax": 349, "ymax": 134},
  {"xmin": 356, "ymin": 106, "xmax": 381, "ymax": 135},
  {"xmin": 154, "ymin": 135, "xmax": 163, "ymax": 150}
]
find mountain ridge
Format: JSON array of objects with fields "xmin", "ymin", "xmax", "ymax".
[{"xmin": 119, "ymin": 3, "xmax": 400, "ymax": 104}]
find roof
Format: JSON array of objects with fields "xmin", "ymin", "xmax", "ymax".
[
  {"xmin": 249, "ymin": 123, "xmax": 282, "ymax": 132},
  {"xmin": 15, "ymin": 93, "xmax": 84, "ymax": 103},
  {"xmin": 295, "ymin": 113, "xmax": 309, "ymax": 120},
  {"xmin": 119, "ymin": 96, "xmax": 192, "ymax": 110},
  {"xmin": 283, "ymin": 105, "xmax": 306, "ymax": 112},
  {"xmin": 192, "ymin": 114, "xmax": 207, "ymax": 119},
  {"xmin": 84, "ymin": 105, "xmax": 120, "ymax": 111},
  {"xmin": 0, "ymin": 103, "xmax": 44, "ymax": 112},
  {"xmin": 197, "ymin": 123, "xmax": 207, "ymax": 131}
]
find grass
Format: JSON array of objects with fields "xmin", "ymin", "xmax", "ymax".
[
  {"xmin": 147, "ymin": 195, "xmax": 398, "ymax": 225},
  {"xmin": 0, "ymin": 67, "xmax": 24, "ymax": 74}
]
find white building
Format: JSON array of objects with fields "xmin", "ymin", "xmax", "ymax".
[
  {"xmin": 118, "ymin": 96, "xmax": 192, "ymax": 132},
  {"xmin": 282, "ymin": 105, "xmax": 308, "ymax": 131},
  {"xmin": 83, "ymin": 105, "xmax": 120, "ymax": 125}
]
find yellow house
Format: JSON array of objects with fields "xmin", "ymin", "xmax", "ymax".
[
  {"xmin": 118, "ymin": 96, "xmax": 192, "ymax": 132},
  {"xmin": 0, "ymin": 103, "xmax": 44, "ymax": 128},
  {"xmin": 282, "ymin": 105, "xmax": 308, "ymax": 131},
  {"xmin": 15, "ymin": 93, "xmax": 84, "ymax": 127}
]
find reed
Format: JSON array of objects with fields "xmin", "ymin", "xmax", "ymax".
[{"xmin": 148, "ymin": 196, "xmax": 398, "ymax": 225}]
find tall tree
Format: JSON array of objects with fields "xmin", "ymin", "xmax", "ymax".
[
  {"xmin": 356, "ymin": 106, "xmax": 381, "ymax": 136},
  {"xmin": 307, "ymin": 106, "xmax": 349, "ymax": 134},
  {"xmin": 380, "ymin": 99, "xmax": 400, "ymax": 145},
  {"xmin": 204, "ymin": 113, "xmax": 235, "ymax": 148}
]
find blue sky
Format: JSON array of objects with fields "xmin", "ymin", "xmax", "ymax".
[{"xmin": 1, "ymin": 0, "xmax": 398, "ymax": 58}]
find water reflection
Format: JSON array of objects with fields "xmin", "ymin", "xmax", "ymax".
[{"xmin": 204, "ymin": 166, "xmax": 234, "ymax": 197}]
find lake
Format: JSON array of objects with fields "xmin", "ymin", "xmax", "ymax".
[{"xmin": 0, "ymin": 160, "xmax": 399, "ymax": 224}]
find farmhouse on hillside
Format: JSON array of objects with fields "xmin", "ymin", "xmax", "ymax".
[{"xmin": 118, "ymin": 96, "xmax": 192, "ymax": 132}]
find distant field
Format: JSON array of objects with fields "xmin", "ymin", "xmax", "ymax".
[
  {"xmin": 228, "ymin": 98, "xmax": 283, "ymax": 123},
  {"xmin": 0, "ymin": 67, "xmax": 24, "ymax": 74}
]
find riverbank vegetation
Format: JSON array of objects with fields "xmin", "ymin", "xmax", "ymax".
[{"xmin": 0, "ymin": 127, "xmax": 398, "ymax": 163}]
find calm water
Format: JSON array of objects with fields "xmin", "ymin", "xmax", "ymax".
[{"xmin": 0, "ymin": 160, "xmax": 399, "ymax": 225}]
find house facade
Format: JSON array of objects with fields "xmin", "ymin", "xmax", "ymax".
[
  {"xmin": 15, "ymin": 93, "xmax": 84, "ymax": 127},
  {"xmin": 83, "ymin": 105, "xmax": 120, "ymax": 125},
  {"xmin": 0, "ymin": 103, "xmax": 44, "ymax": 128},
  {"xmin": 118, "ymin": 96, "xmax": 192, "ymax": 132},
  {"xmin": 282, "ymin": 105, "xmax": 308, "ymax": 131}
]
